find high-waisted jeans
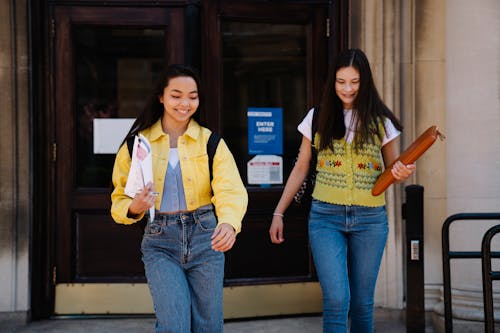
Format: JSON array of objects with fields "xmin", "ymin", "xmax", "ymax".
[
  {"xmin": 308, "ymin": 200, "xmax": 389, "ymax": 333},
  {"xmin": 141, "ymin": 207, "xmax": 224, "ymax": 333}
]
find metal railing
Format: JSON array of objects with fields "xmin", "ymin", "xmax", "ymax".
[
  {"xmin": 441, "ymin": 213, "xmax": 500, "ymax": 333},
  {"xmin": 481, "ymin": 224, "xmax": 500, "ymax": 333}
]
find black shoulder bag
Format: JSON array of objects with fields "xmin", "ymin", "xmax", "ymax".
[{"xmin": 293, "ymin": 108, "xmax": 319, "ymax": 206}]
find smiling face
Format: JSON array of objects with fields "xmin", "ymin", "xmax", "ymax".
[
  {"xmin": 335, "ymin": 66, "xmax": 360, "ymax": 109},
  {"xmin": 159, "ymin": 76, "xmax": 199, "ymax": 126}
]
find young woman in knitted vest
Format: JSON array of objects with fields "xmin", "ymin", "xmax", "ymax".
[{"xmin": 270, "ymin": 49, "xmax": 415, "ymax": 333}]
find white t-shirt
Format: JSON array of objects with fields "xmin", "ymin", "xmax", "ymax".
[
  {"xmin": 297, "ymin": 107, "xmax": 400, "ymax": 146},
  {"xmin": 168, "ymin": 148, "xmax": 180, "ymax": 167}
]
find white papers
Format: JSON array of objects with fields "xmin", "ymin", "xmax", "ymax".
[
  {"xmin": 247, "ymin": 155, "xmax": 283, "ymax": 185},
  {"xmin": 124, "ymin": 134, "xmax": 155, "ymax": 220}
]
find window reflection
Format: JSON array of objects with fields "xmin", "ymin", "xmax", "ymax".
[
  {"xmin": 221, "ymin": 22, "xmax": 307, "ymax": 186},
  {"xmin": 75, "ymin": 27, "xmax": 164, "ymax": 187}
]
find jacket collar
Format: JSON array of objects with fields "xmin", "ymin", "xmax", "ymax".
[
  {"xmin": 148, "ymin": 117, "xmax": 202, "ymax": 142},
  {"xmin": 184, "ymin": 119, "xmax": 202, "ymax": 141}
]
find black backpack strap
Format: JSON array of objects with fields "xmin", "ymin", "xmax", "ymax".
[
  {"xmin": 126, "ymin": 136, "xmax": 135, "ymax": 157},
  {"xmin": 207, "ymin": 132, "xmax": 222, "ymax": 182}
]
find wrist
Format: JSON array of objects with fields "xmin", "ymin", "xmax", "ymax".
[
  {"xmin": 273, "ymin": 212, "xmax": 284, "ymax": 218},
  {"xmin": 127, "ymin": 210, "xmax": 141, "ymax": 219}
]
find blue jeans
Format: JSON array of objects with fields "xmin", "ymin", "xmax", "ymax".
[
  {"xmin": 141, "ymin": 207, "xmax": 224, "ymax": 333},
  {"xmin": 308, "ymin": 200, "xmax": 389, "ymax": 333}
]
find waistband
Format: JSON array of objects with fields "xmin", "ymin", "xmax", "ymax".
[{"xmin": 154, "ymin": 204, "xmax": 214, "ymax": 221}]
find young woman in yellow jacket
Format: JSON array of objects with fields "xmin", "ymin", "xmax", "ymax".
[{"xmin": 111, "ymin": 64, "xmax": 247, "ymax": 333}]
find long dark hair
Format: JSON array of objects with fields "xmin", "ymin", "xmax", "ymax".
[
  {"xmin": 317, "ymin": 48, "xmax": 402, "ymax": 151},
  {"xmin": 122, "ymin": 64, "xmax": 202, "ymax": 145}
]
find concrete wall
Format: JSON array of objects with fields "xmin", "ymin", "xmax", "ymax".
[
  {"xmin": 414, "ymin": 0, "xmax": 448, "ymax": 310},
  {"xmin": 0, "ymin": 0, "xmax": 31, "ymax": 327},
  {"xmin": 348, "ymin": 0, "xmax": 406, "ymax": 310},
  {"xmin": 349, "ymin": 0, "xmax": 500, "ymax": 331},
  {"xmin": 433, "ymin": 0, "xmax": 500, "ymax": 330}
]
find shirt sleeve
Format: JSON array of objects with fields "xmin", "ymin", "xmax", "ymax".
[
  {"xmin": 210, "ymin": 138, "xmax": 248, "ymax": 234},
  {"xmin": 110, "ymin": 143, "xmax": 146, "ymax": 224},
  {"xmin": 382, "ymin": 118, "xmax": 401, "ymax": 146},
  {"xmin": 297, "ymin": 108, "xmax": 315, "ymax": 141}
]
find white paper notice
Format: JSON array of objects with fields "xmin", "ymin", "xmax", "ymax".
[
  {"xmin": 247, "ymin": 155, "xmax": 283, "ymax": 185},
  {"xmin": 124, "ymin": 134, "xmax": 155, "ymax": 220},
  {"xmin": 93, "ymin": 118, "xmax": 135, "ymax": 154}
]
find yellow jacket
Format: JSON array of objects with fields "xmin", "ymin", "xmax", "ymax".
[{"xmin": 111, "ymin": 118, "xmax": 248, "ymax": 233}]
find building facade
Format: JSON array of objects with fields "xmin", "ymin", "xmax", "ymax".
[{"xmin": 1, "ymin": 0, "xmax": 499, "ymax": 332}]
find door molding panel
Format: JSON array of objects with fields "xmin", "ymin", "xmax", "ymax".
[
  {"xmin": 202, "ymin": 0, "xmax": 334, "ymax": 285},
  {"xmin": 51, "ymin": 5, "xmax": 180, "ymax": 282}
]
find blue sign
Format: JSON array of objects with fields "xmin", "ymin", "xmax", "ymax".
[{"xmin": 247, "ymin": 107, "xmax": 283, "ymax": 155}]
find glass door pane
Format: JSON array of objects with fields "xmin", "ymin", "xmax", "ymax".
[
  {"xmin": 221, "ymin": 21, "xmax": 307, "ymax": 186},
  {"xmin": 75, "ymin": 27, "xmax": 165, "ymax": 188},
  {"xmin": 221, "ymin": 21, "xmax": 312, "ymax": 281},
  {"xmin": 72, "ymin": 27, "xmax": 165, "ymax": 280}
]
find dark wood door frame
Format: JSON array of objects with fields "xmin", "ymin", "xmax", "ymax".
[
  {"xmin": 201, "ymin": 0, "xmax": 345, "ymax": 286},
  {"xmin": 53, "ymin": 5, "xmax": 177, "ymax": 283},
  {"xmin": 32, "ymin": 2, "xmax": 189, "ymax": 319}
]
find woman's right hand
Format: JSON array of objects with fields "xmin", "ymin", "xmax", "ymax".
[
  {"xmin": 269, "ymin": 215, "xmax": 285, "ymax": 244},
  {"xmin": 128, "ymin": 182, "xmax": 157, "ymax": 216}
]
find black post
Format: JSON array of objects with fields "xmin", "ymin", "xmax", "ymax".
[{"xmin": 403, "ymin": 185, "xmax": 425, "ymax": 333}]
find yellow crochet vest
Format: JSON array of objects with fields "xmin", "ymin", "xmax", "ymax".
[{"xmin": 312, "ymin": 122, "xmax": 386, "ymax": 207}]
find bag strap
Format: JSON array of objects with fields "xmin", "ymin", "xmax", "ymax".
[
  {"xmin": 126, "ymin": 136, "xmax": 135, "ymax": 157},
  {"xmin": 207, "ymin": 131, "xmax": 221, "ymax": 182}
]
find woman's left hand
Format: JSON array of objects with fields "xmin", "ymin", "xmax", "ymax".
[
  {"xmin": 390, "ymin": 161, "xmax": 416, "ymax": 181},
  {"xmin": 211, "ymin": 223, "xmax": 236, "ymax": 252}
]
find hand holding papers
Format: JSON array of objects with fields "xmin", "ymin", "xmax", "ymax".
[{"xmin": 124, "ymin": 134, "xmax": 155, "ymax": 220}]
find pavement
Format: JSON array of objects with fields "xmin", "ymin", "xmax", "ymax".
[{"xmin": 1, "ymin": 310, "xmax": 438, "ymax": 333}]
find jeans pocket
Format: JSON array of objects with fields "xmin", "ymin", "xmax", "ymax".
[
  {"xmin": 195, "ymin": 210, "xmax": 217, "ymax": 232},
  {"xmin": 144, "ymin": 221, "xmax": 162, "ymax": 236}
]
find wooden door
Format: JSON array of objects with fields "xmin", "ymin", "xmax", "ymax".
[
  {"xmin": 52, "ymin": 5, "xmax": 184, "ymax": 305},
  {"xmin": 202, "ymin": 1, "xmax": 332, "ymax": 285}
]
